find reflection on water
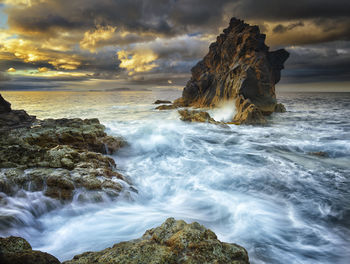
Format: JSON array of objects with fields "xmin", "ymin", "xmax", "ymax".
[{"xmin": 1, "ymin": 90, "xmax": 350, "ymax": 264}]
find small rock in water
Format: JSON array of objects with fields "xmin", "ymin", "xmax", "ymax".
[
  {"xmin": 309, "ymin": 151, "xmax": 329, "ymax": 158},
  {"xmin": 156, "ymin": 104, "xmax": 178, "ymax": 110},
  {"xmin": 154, "ymin": 99, "xmax": 172, "ymax": 104},
  {"xmin": 178, "ymin": 109, "xmax": 220, "ymax": 124}
]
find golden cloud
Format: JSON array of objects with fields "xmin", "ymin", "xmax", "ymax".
[
  {"xmin": 117, "ymin": 49, "xmax": 158, "ymax": 75},
  {"xmin": 0, "ymin": 36, "xmax": 82, "ymax": 70},
  {"xmin": 38, "ymin": 67, "xmax": 49, "ymax": 72},
  {"xmin": 80, "ymin": 25, "xmax": 117, "ymax": 52},
  {"xmin": 7, "ymin": 67, "xmax": 16, "ymax": 72}
]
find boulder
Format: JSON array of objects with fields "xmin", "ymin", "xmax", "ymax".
[
  {"xmin": 0, "ymin": 236, "xmax": 60, "ymax": 264},
  {"xmin": 64, "ymin": 218, "xmax": 249, "ymax": 264}
]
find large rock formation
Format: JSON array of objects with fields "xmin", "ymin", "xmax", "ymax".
[
  {"xmin": 64, "ymin": 217, "xmax": 249, "ymax": 264},
  {"xmin": 170, "ymin": 18, "xmax": 289, "ymax": 124}
]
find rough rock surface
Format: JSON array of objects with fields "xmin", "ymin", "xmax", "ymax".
[
  {"xmin": 0, "ymin": 118, "xmax": 131, "ymax": 201},
  {"xmin": 0, "ymin": 99, "xmax": 133, "ymax": 202},
  {"xmin": 0, "ymin": 236, "xmax": 60, "ymax": 264},
  {"xmin": 64, "ymin": 217, "xmax": 249, "ymax": 264},
  {"xmin": 168, "ymin": 18, "xmax": 289, "ymax": 124},
  {"xmin": 178, "ymin": 109, "xmax": 221, "ymax": 125}
]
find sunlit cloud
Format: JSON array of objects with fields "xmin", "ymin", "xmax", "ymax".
[
  {"xmin": 80, "ymin": 25, "xmax": 117, "ymax": 52},
  {"xmin": 117, "ymin": 49, "xmax": 158, "ymax": 75},
  {"xmin": 38, "ymin": 67, "xmax": 49, "ymax": 72},
  {"xmin": 7, "ymin": 67, "xmax": 16, "ymax": 72}
]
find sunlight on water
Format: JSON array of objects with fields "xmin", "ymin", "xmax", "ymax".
[{"xmin": 1, "ymin": 90, "xmax": 350, "ymax": 264}]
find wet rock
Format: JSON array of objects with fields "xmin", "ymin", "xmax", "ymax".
[
  {"xmin": 233, "ymin": 96, "xmax": 267, "ymax": 125},
  {"xmin": 309, "ymin": 151, "xmax": 329, "ymax": 158},
  {"xmin": 64, "ymin": 217, "xmax": 249, "ymax": 264},
  {"xmin": 154, "ymin": 100, "xmax": 172, "ymax": 104},
  {"xmin": 0, "ymin": 112, "xmax": 132, "ymax": 202},
  {"xmin": 274, "ymin": 103, "xmax": 286, "ymax": 113},
  {"xmin": 178, "ymin": 109, "xmax": 220, "ymax": 124},
  {"xmin": 0, "ymin": 236, "xmax": 60, "ymax": 264},
  {"xmin": 156, "ymin": 104, "xmax": 178, "ymax": 110},
  {"xmin": 173, "ymin": 18, "xmax": 289, "ymax": 124}
]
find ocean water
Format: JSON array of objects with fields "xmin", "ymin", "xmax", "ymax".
[{"xmin": 1, "ymin": 90, "xmax": 350, "ymax": 264}]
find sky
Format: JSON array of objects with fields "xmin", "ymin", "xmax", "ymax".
[{"xmin": 0, "ymin": 0, "xmax": 349, "ymax": 91}]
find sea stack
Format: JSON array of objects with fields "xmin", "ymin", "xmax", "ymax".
[{"xmin": 174, "ymin": 18, "xmax": 289, "ymax": 124}]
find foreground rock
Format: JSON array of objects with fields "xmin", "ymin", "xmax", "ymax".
[
  {"xmin": 0, "ymin": 118, "xmax": 131, "ymax": 201},
  {"xmin": 0, "ymin": 94, "xmax": 133, "ymax": 203},
  {"xmin": 64, "ymin": 217, "xmax": 249, "ymax": 264},
  {"xmin": 160, "ymin": 18, "xmax": 289, "ymax": 125},
  {"xmin": 0, "ymin": 236, "xmax": 60, "ymax": 264}
]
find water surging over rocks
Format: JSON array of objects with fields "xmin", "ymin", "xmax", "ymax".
[{"xmin": 160, "ymin": 18, "xmax": 289, "ymax": 125}]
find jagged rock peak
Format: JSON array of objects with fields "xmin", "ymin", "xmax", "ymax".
[{"xmin": 173, "ymin": 17, "xmax": 289, "ymax": 124}]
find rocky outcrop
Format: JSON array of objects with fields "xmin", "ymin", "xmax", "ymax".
[
  {"xmin": 64, "ymin": 217, "xmax": 249, "ymax": 264},
  {"xmin": 0, "ymin": 94, "xmax": 36, "ymax": 130},
  {"xmin": 0, "ymin": 118, "xmax": 132, "ymax": 202},
  {"xmin": 0, "ymin": 94, "xmax": 11, "ymax": 113},
  {"xmin": 166, "ymin": 18, "xmax": 289, "ymax": 124},
  {"xmin": 0, "ymin": 236, "xmax": 60, "ymax": 264}
]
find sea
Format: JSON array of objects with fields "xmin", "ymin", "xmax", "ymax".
[{"xmin": 1, "ymin": 89, "xmax": 350, "ymax": 264}]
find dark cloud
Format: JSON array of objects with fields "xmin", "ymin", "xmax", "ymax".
[
  {"xmin": 1, "ymin": 0, "xmax": 350, "ymax": 88},
  {"xmin": 273, "ymin": 22, "xmax": 304, "ymax": 34},
  {"xmin": 0, "ymin": 71, "xmax": 11, "ymax": 81},
  {"xmin": 230, "ymin": 0, "xmax": 350, "ymax": 21}
]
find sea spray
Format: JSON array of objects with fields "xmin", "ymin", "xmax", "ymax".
[{"xmin": 209, "ymin": 100, "xmax": 236, "ymax": 122}]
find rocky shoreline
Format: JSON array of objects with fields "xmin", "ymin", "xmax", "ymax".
[
  {"xmin": 1, "ymin": 218, "xmax": 249, "ymax": 264},
  {"xmin": 0, "ymin": 94, "xmax": 250, "ymax": 263},
  {"xmin": 1, "ymin": 96, "xmax": 134, "ymax": 203}
]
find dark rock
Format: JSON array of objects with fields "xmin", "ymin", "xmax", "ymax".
[
  {"xmin": 178, "ymin": 109, "xmax": 220, "ymax": 124},
  {"xmin": 0, "ymin": 236, "xmax": 60, "ymax": 264},
  {"xmin": 174, "ymin": 18, "xmax": 289, "ymax": 124},
  {"xmin": 64, "ymin": 217, "xmax": 249, "ymax": 264},
  {"xmin": 154, "ymin": 100, "xmax": 172, "ymax": 104},
  {"xmin": 274, "ymin": 103, "xmax": 286, "ymax": 113},
  {"xmin": 0, "ymin": 117, "xmax": 133, "ymax": 202},
  {"xmin": 156, "ymin": 104, "xmax": 178, "ymax": 110},
  {"xmin": 0, "ymin": 94, "xmax": 36, "ymax": 130},
  {"xmin": 309, "ymin": 151, "xmax": 329, "ymax": 158},
  {"xmin": 0, "ymin": 94, "xmax": 11, "ymax": 113}
]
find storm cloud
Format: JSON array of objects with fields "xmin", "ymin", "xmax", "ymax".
[{"xmin": 0, "ymin": 0, "xmax": 349, "ymax": 89}]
